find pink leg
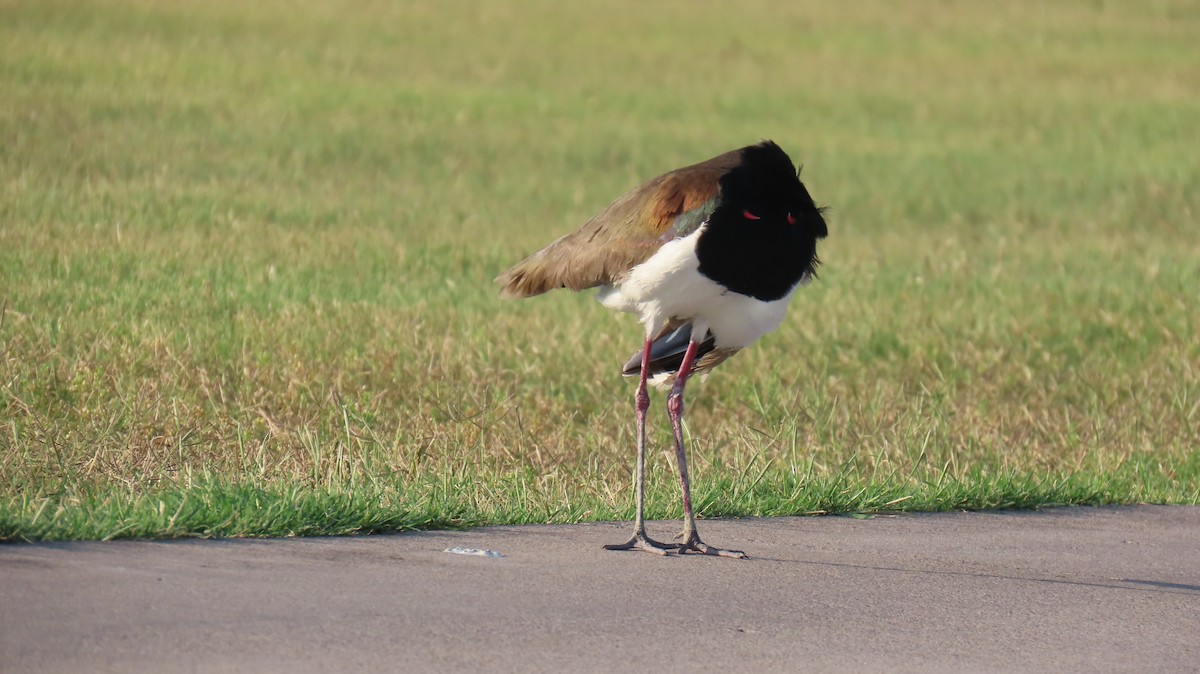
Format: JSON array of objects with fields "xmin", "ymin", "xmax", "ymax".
[
  {"xmin": 666, "ymin": 340, "xmax": 746, "ymax": 559},
  {"xmin": 604, "ymin": 339, "xmax": 672, "ymax": 555}
]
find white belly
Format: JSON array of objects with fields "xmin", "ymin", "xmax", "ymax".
[{"xmin": 595, "ymin": 227, "xmax": 794, "ymax": 348}]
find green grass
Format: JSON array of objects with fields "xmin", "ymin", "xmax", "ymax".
[{"xmin": 2, "ymin": 0, "xmax": 1198, "ymax": 541}]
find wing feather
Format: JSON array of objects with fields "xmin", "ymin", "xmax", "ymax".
[{"xmin": 496, "ymin": 150, "xmax": 739, "ymax": 298}]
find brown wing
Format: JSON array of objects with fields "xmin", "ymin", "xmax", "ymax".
[{"xmin": 496, "ymin": 148, "xmax": 742, "ymax": 299}]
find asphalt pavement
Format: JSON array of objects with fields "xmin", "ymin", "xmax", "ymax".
[{"xmin": 3, "ymin": 506, "xmax": 1199, "ymax": 673}]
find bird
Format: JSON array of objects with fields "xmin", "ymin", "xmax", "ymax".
[{"xmin": 496, "ymin": 141, "xmax": 827, "ymax": 558}]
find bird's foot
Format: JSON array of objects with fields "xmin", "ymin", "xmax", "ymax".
[
  {"xmin": 669, "ymin": 534, "xmax": 747, "ymax": 559},
  {"xmin": 604, "ymin": 532, "xmax": 674, "ymax": 556}
]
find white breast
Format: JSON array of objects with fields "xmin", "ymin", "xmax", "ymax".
[{"xmin": 595, "ymin": 227, "xmax": 795, "ymax": 348}]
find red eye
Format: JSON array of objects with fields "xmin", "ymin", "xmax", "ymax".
[
  {"xmin": 743, "ymin": 210, "xmax": 761, "ymax": 220},
  {"xmin": 787, "ymin": 212, "xmax": 796, "ymax": 225}
]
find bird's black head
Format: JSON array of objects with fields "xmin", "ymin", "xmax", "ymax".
[
  {"xmin": 717, "ymin": 141, "xmax": 828, "ymax": 240},
  {"xmin": 696, "ymin": 141, "xmax": 828, "ymax": 301}
]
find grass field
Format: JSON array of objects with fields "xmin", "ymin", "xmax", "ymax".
[{"xmin": 2, "ymin": 0, "xmax": 1198, "ymax": 541}]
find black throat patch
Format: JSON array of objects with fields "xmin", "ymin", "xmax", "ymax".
[{"xmin": 695, "ymin": 142, "xmax": 827, "ymax": 302}]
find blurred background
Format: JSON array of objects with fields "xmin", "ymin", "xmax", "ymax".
[{"xmin": 2, "ymin": 0, "xmax": 1197, "ymax": 536}]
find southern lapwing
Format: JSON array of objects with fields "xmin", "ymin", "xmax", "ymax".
[{"xmin": 497, "ymin": 141, "xmax": 827, "ymax": 558}]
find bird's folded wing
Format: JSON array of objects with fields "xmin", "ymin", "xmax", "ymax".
[
  {"xmin": 496, "ymin": 153, "xmax": 738, "ymax": 299},
  {"xmin": 620, "ymin": 321, "xmax": 739, "ymax": 380}
]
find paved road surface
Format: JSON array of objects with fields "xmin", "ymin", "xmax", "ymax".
[{"xmin": 3, "ymin": 506, "xmax": 1199, "ymax": 673}]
